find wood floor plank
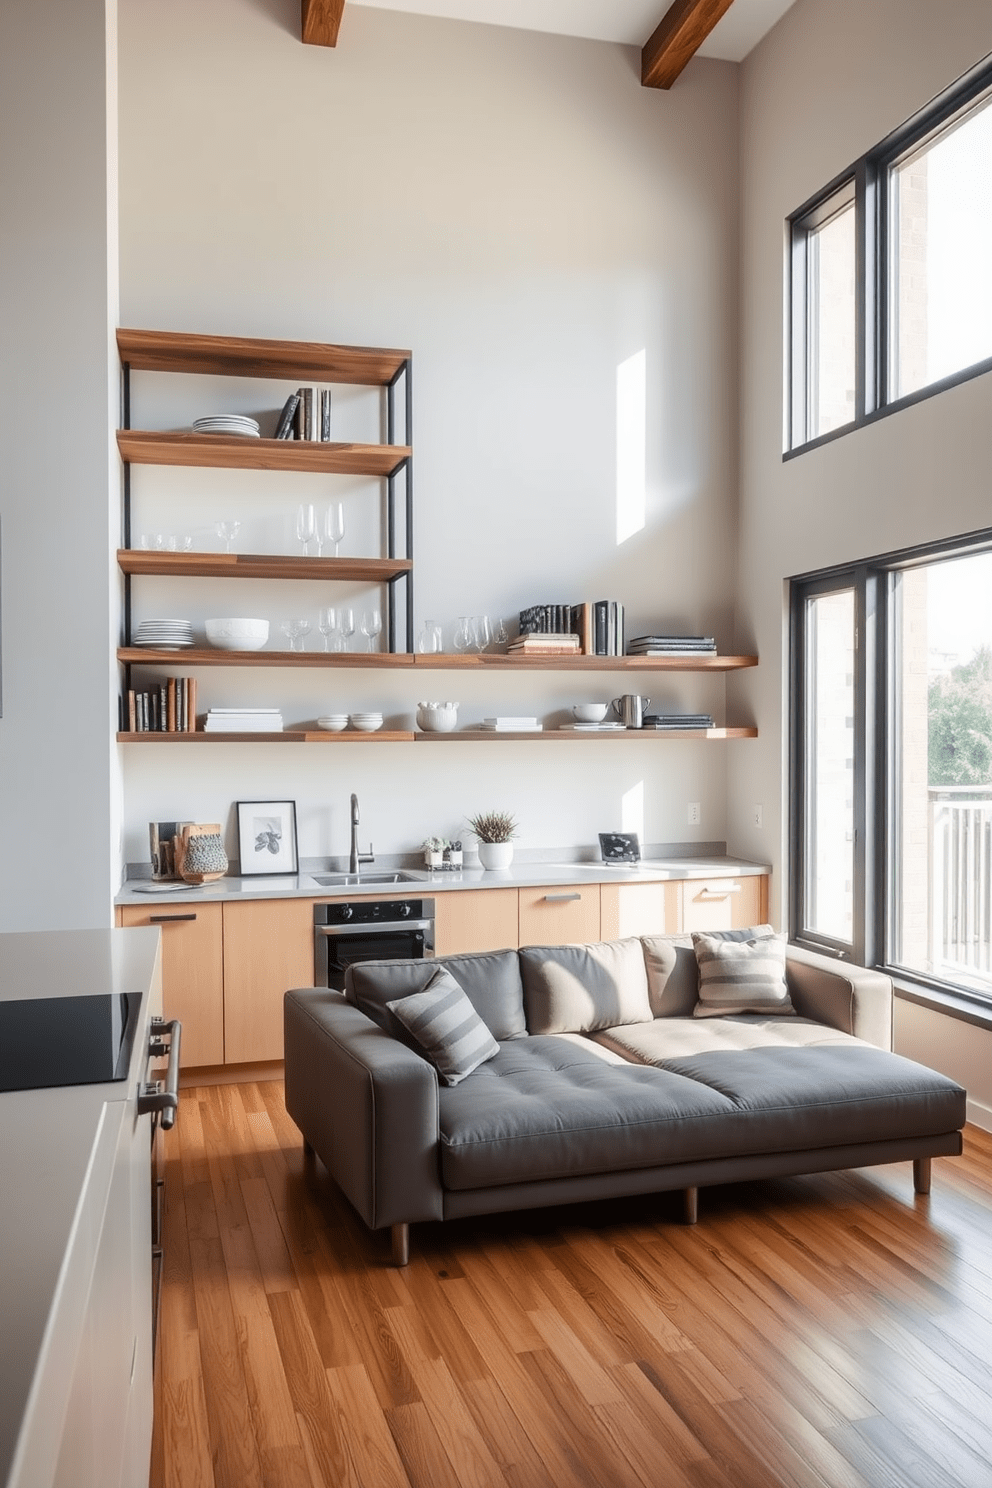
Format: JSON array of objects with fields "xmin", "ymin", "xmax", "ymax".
[
  {"xmin": 267, "ymin": 1288, "xmax": 364, "ymax": 1488},
  {"xmin": 323, "ymin": 1363, "xmax": 412, "ymax": 1488}
]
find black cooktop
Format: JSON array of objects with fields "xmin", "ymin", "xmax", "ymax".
[{"xmin": 0, "ymin": 991, "xmax": 142, "ymax": 1094}]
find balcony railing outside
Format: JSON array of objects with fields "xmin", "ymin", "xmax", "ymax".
[{"xmin": 930, "ymin": 788, "xmax": 992, "ymax": 991}]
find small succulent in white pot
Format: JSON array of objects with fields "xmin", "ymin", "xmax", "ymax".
[
  {"xmin": 422, "ymin": 835, "xmax": 448, "ymax": 869},
  {"xmin": 466, "ymin": 811, "xmax": 518, "ymax": 870}
]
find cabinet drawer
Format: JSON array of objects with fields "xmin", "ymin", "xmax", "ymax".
[
  {"xmin": 600, "ymin": 881, "xmax": 680, "ymax": 940},
  {"xmin": 119, "ymin": 901, "xmax": 224, "ymax": 1067},
  {"xmin": 681, "ymin": 876, "xmax": 766, "ymax": 933},
  {"xmin": 435, "ymin": 889, "xmax": 519, "ymax": 954},
  {"xmin": 518, "ymin": 885, "xmax": 601, "ymax": 946},
  {"xmin": 222, "ymin": 898, "xmax": 315, "ymax": 1064}
]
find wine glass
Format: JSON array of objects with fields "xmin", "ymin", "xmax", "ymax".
[
  {"xmin": 336, "ymin": 607, "xmax": 355, "ymax": 652},
  {"xmin": 318, "ymin": 606, "xmax": 338, "ymax": 652},
  {"xmin": 215, "ymin": 520, "xmax": 240, "ymax": 553},
  {"xmin": 472, "ymin": 615, "xmax": 491, "ymax": 653},
  {"xmin": 296, "ymin": 503, "xmax": 315, "ymax": 556},
  {"xmin": 324, "ymin": 501, "xmax": 345, "ymax": 558},
  {"xmin": 490, "ymin": 616, "xmax": 508, "ymax": 649},
  {"xmin": 453, "ymin": 617, "xmax": 472, "ymax": 652},
  {"xmin": 280, "ymin": 617, "xmax": 311, "ymax": 652},
  {"xmin": 417, "ymin": 620, "xmax": 442, "ymax": 654},
  {"xmin": 360, "ymin": 608, "xmax": 382, "ymax": 652}
]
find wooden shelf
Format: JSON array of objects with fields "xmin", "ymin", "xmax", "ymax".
[
  {"xmin": 116, "ymin": 328, "xmax": 409, "ymax": 386},
  {"xmin": 116, "ymin": 430, "xmax": 411, "ymax": 477},
  {"xmin": 117, "ymin": 550, "xmax": 412, "ymax": 583},
  {"xmin": 118, "ymin": 648, "xmax": 416, "ymax": 668},
  {"xmin": 416, "ymin": 728, "xmax": 758, "ymax": 742},
  {"xmin": 117, "ymin": 730, "xmax": 416, "ymax": 744},
  {"xmin": 409, "ymin": 653, "xmax": 759, "ymax": 671},
  {"xmin": 118, "ymin": 648, "xmax": 756, "ymax": 671}
]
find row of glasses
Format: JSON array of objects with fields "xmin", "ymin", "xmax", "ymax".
[
  {"xmin": 297, "ymin": 502, "xmax": 345, "ymax": 558},
  {"xmin": 452, "ymin": 615, "xmax": 508, "ymax": 653}
]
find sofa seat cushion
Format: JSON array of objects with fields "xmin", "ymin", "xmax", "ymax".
[
  {"xmin": 593, "ymin": 1015, "xmax": 859, "ymax": 1062},
  {"xmin": 438, "ymin": 1035, "xmax": 736, "ymax": 1191}
]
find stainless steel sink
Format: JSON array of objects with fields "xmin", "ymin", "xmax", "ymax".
[{"xmin": 309, "ymin": 871, "xmax": 423, "ymax": 887}]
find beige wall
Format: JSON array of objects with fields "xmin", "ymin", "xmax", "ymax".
[
  {"xmin": 116, "ymin": 0, "xmax": 742, "ymax": 867},
  {"xmin": 733, "ymin": 0, "xmax": 992, "ymax": 1122},
  {"xmin": 0, "ymin": 0, "xmax": 120, "ymax": 930}
]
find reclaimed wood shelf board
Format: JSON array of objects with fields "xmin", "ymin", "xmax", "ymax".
[
  {"xmin": 116, "ymin": 327, "xmax": 409, "ymax": 385},
  {"xmin": 117, "ymin": 430, "xmax": 410, "ymax": 477},
  {"xmin": 117, "ymin": 550, "xmax": 411, "ymax": 582}
]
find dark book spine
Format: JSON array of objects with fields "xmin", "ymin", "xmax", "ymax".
[
  {"xmin": 519, "ymin": 606, "xmax": 544, "ymax": 635},
  {"xmin": 320, "ymin": 387, "xmax": 331, "ymax": 441},
  {"xmin": 274, "ymin": 392, "xmax": 300, "ymax": 440},
  {"xmin": 594, "ymin": 601, "xmax": 608, "ymax": 655},
  {"xmin": 294, "ymin": 387, "xmax": 305, "ymax": 439}
]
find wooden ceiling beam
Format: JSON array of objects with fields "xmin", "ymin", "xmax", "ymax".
[
  {"xmin": 641, "ymin": 0, "xmax": 736, "ymax": 89},
  {"xmin": 301, "ymin": 0, "xmax": 345, "ymax": 48}
]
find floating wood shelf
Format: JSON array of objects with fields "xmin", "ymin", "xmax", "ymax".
[
  {"xmin": 118, "ymin": 648, "xmax": 416, "ymax": 668},
  {"xmin": 416, "ymin": 728, "xmax": 758, "ymax": 742},
  {"xmin": 117, "ymin": 550, "xmax": 412, "ymax": 583},
  {"xmin": 409, "ymin": 653, "xmax": 759, "ymax": 671},
  {"xmin": 117, "ymin": 726, "xmax": 757, "ymax": 744},
  {"xmin": 118, "ymin": 648, "xmax": 756, "ymax": 671},
  {"xmin": 116, "ymin": 430, "xmax": 411, "ymax": 477},
  {"xmin": 116, "ymin": 328, "xmax": 409, "ymax": 385}
]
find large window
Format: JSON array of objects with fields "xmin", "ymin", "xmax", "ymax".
[
  {"xmin": 787, "ymin": 54, "xmax": 992, "ymax": 454},
  {"xmin": 792, "ymin": 534, "xmax": 992, "ymax": 1010}
]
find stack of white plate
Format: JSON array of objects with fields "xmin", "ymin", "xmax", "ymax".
[
  {"xmin": 317, "ymin": 714, "xmax": 349, "ymax": 732},
  {"xmin": 192, "ymin": 414, "xmax": 260, "ymax": 438},
  {"xmin": 133, "ymin": 619, "xmax": 194, "ymax": 649},
  {"xmin": 349, "ymin": 712, "xmax": 383, "ymax": 732}
]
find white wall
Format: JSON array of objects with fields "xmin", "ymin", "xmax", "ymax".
[
  {"xmin": 116, "ymin": 0, "xmax": 742, "ymax": 869},
  {"xmin": 0, "ymin": 0, "xmax": 120, "ymax": 930},
  {"xmin": 734, "ymin": 0, "xmax": 992, "ymax": 1122}
]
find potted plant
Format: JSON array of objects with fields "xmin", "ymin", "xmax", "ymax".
[
  {"xmin": 466, "ymin": 810, "xmax": 518, "ymax": 870},
  {"xmin": 422, "ymin": 835, "xmax": 447, "ymax": 869}
]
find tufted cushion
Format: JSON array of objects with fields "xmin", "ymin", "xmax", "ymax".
[
  {"xmin": 519, "ymin": 938, "xmax": 652, "ymax": 1034},
  {"xmin": 346, "ymin": 948, "xmax": 527, "ymax": 1041}
]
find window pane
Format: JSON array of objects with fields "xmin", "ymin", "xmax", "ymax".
[
  {"xmin": 891, "ymin": 553, "xmax": 992, "ymax": 993},
  {"xmin": 889, "ymin": 91, "xmax": 992, "ymax": 400},
  {"xmin": 807, "ymin": 201, "xmax": 856, "ymax": 438},
  {"xmin": 805, "ymin": 590, "xmax": 855, "ymax": 942}
]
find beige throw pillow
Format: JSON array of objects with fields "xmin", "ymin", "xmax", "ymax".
[{"xmin": 691, "ymin": 931, "xmax": 795, "ymax": 1018}]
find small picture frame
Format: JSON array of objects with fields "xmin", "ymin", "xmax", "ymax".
[
  {"xmin": 237, "ymin": 799, "xmax": 299, "ymax": 876},
  {"xmin": 598, "ymin": 831, "xmax": 641, "ymax": 864}
]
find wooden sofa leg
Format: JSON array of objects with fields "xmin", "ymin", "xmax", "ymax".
[
  {"xmin": 391, "ymin": 1223, "xmax": 411, "ymax": 1267},
  {"xmin": 914, "ymin": 1157, "xmax": 932, "ymax": 1195},
  {"xmin": 682, "ymin": 1187, "xmax": 699, "ymax": 1225}
]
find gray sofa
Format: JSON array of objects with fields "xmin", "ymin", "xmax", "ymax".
[{"xmin": 283, "ymin": 933, "xmax": 967, "ymax": 1265}]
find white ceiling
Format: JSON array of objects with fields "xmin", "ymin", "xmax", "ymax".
[{"xmin": 347, "ymin": 0, "xmax": 798, "ymax": 63}]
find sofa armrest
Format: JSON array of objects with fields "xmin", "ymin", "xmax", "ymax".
[
  {"xmin": 284, "ymin": 988, "xmax": 444, "ymax": 1229},
  {"xmin": 785, "ymin": 948, "xmax": 893, "ymax": 1048}
]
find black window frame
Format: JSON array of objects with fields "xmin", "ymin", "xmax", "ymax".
[
  {"xmin": 790, "ymin": 527, "xmax": 992, "ymax": 1018},
  {"xmin": 786, "ymin": 50, "xmax": 992, "ymax": 458}
]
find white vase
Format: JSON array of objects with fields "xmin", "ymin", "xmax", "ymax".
[{"xmin": 478, "ymin": 840, "xmax": 513, "ymax": 870}]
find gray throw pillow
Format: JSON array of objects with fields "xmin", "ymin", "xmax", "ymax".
[
  {"xmin": 691, "ymin": 930, "xmax": 795, "ymax": 1018},
  {"xmin": 386, "ymin": 966, "xmax": 500, "ymax": 1085}
]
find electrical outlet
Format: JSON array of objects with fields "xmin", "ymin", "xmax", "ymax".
[
  {"xmin": 753, "ymin": 804, "xmax": 763, "ymax": 828},
  {"xmin": 687, "ymin": 802, "xmax": 700, "ymax": 826}
]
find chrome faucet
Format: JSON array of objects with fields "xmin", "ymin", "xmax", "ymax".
[{"xmin": 349, "ymin": 792, "xmax": 375, "ymax": 876}]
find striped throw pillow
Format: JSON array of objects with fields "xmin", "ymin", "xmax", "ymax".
[
  {"xmin": 386, "ymin": 967, "xmax": 500, "ymax": 1085},
  {"xmin": 691, "ymin": 931, "xmax": 795, "ymax": 1018}
]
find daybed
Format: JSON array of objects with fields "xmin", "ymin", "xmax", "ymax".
[{"xmin": 283, "ymin": 930, "xmax": 966, "ymax": 1265}]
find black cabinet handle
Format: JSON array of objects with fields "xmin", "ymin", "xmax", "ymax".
[{"xmin": 149, "ymin": 913, "xmax": 197, "ymax": 923}]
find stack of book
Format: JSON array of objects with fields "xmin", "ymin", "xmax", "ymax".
[
  {"xmin": 508, "ymin": 633, "xmax": 581, "ymax": 657},
  {"xmin": 479, "ymin": 716, "xmax": 542, "ymax": 732},
  {"xmin": 642, "ymin": 713, "xmax": 715, "ymax": 731},
  {"xmin": 627, "ymin": 635, "xmax": 717, "ymax": 657},
  {"xmin": 517, "ymin": 600, "xmax": 624, "ymax": 656},
  {"xmin": 273, "ymin": 385, "xmax": 333, "ymax": 441},
  {"xmin": 203, "ymin": 708, "xmax": 284, "ymax": 733},
  {"xmin": 124, "ymin": 677, "xmax": 197, "ymax": 733}
]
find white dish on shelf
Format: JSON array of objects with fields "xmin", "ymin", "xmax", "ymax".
[
  {"xmin": 349, "ymin": 714, "xmax": 383, "ymax": 731},
  {"xmin": 317, "ymin": 716, "xmax": 349, "ymax": 732},
  {"xmin": 205, "ymin": 618, "xmax": 269, "ymax": 651},
  {"xmin": 572, "ymin": 703, "xmax": 609, "ymax": 723}
]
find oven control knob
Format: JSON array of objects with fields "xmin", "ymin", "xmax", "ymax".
[
  {"xmin": 339, "ymin": 905, "xmax": 354, "ymax": 921},
  {"xmin": 398, "ymin": 902, "xmax": 412, "ymax": 917}
]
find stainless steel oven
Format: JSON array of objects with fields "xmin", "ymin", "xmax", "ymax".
[{"xmin": 314, "ymin": 898, "xmax": 435, "ymax": 990}]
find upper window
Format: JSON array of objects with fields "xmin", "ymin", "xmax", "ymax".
[{"xmin": 787, "ymin": 54, "xmax": 992, "ymax": 454}]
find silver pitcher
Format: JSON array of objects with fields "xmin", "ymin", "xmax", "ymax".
[{"xmin": 611, "ymin": 694, "xmax": 650, "ymax": 728}]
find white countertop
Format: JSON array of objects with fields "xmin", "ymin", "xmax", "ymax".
[{"xmin": 115, "ymin": 855, "xmax": 769, "ymax": 906}]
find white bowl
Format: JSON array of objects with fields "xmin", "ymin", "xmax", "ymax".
[
  {"xmin": 317, "ymin": 716, "xmax": 348, "ymax": 732},
  {"xmin": 572, "ymin": 702, "xmax": 608, "ymax": 723},
  {"xmin": 349, "ymin": 715, "xmax": 383, "ymax": 732},
  {"xmin": 205, "ymin": 618, "xmax": 269, "ymax": 651},
  {"xmin": 417, "ymin": 703, "xmax": 459, "ymax": 732}
]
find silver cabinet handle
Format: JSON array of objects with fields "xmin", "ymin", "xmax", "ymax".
[
  {"xmin": 544, "ymin": 893, "xmax": 582, "ymax": 902},
  {"xmin": 139, "ymin": 1017, "xmax": 182, "ymax": 1129},
  {"xmin": 696, "ymin": 884, "xmax": 742, "ymax": 899},
  {"xmin": 149, "ymin": 913, "xmax": 197, "ymax": 923}
]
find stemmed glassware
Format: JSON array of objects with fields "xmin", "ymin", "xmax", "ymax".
[
  {"xmin": 360, "ymin": 608, "xmax": 383, "ymax": 652},
  {"xmin": 280, "ymin": 617, "xmax": 311, "ymax": 652},
  {"xmin": 296, "ymin": 503, "xmax": 316, "ymax": 556},
  {"xmin": 336, "ymin": 607, "xmax": 355, "ymax": 652},
  {"xmin": 324, "ymin": 501, "xmax": 345, "ymax": 558},
  {"xmin": 490, "ymin": 616, "xmax": 508, "ymax": 650},
  {"xmin": 215, "ymin": 520, "xmax": 241, "ymax": 554},
  {"xmin": 453, "ymin": 617, "xmax": 472, "ymax": 652},
  {"xmin": 317, "ymin": 606, "xmax": 338, "ymax": 652},
  {"xmin": 472, "ymin": 615, "xmax": 491, "ymax": 653}
]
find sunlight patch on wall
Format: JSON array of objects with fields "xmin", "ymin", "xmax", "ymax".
[
  {"xmin": 616, "ymin": 350, "xmax": 646, "ymax": 545},
  {"xmin": 621, "ymin": 779, "xmax": 644, "ymax": 842}
]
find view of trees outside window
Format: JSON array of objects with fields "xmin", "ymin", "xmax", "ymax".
[
  {"xmin": 808, "ymin": 202, "xmax": 856, "ymax": 436},
  {"xmin": 894, "ymin": 553, "xmax": 992, "ymax": 991},
  {"xmin": 806, "ymin": 590, "xmax": 855, "ymax": 942},
  {"xmin": 890, "ymin": 92, "xmax": 992, "ymax": 401}
]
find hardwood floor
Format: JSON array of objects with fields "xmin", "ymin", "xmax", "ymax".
[{"xmin": 151, "ymin": 1082, "xmax": 992, "ymax": 1488}]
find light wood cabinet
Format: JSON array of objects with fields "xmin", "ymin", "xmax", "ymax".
[
  {"xmin": 518, "ymin": 884, "xmax": 601, "ymax": 946},
  {"xmin": 680, "ymin": 875, "xmax": 767, "ymax": 933},
  {"xmin": 434, "ymin": 889, "xmax": 519, "ymax": 954},
  {"xmin": 600, "ymin": 880, "xmax": 680, "ymax": 940},
  {"xmin": 118, "ymin": 902, "xmax": 224, "ymax": 1067},
  {"xmin": 222, "ymin": 898, "xmax": 316, "ymax": 1064}
]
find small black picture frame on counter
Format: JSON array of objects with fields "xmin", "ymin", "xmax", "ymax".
[
  {"xmin": 237, "ymin": 799, "xmax": 299, "ymax": 876},
  {"xmin": 598, "ymin": 831, "xmax": 641, "ymax": 864}
]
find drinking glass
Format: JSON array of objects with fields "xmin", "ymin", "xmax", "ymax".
[
  {"xmin": 336, "ymin": 607, "xmax": 355, "ymax": 652},
  {"xmin": 472, "ymin": 615, "xmax": 491, "ymax": 653},
  {"xmin": 361, "ymin": 608, "xmax": 382, "ymax": 652},
  {"xmin": 417, "ymin": 621, "xmax": 443, "ymax": 654},
  {"xmin": 296, "ymin": 503, "xmax": 315, "ymax": 556},
  {"xmin": 318, "ymin": 606, "xmax": 338, "ymax": 652},
  {"xmin": 453, "ymin": 617, "xmax": 472, "ymax": 652},
  {"xmin": 215, "ymin": 520, "xmax": 240, "ymax": 553},
  {"xmin": 490, "ymin": 616, "xmax": 508, "ymax": 649},
  {"xmin": 280, "ymin": 617, "xmax": 311, "ymax": 652},
  {"xmin": 324, "ymin": 501, "xmax": 345, "ymax": 558}
]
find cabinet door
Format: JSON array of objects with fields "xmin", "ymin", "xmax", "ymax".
[
  {"xmin": 518, "ymin": 885, "xmax": 601, "ymax": 946},
  {"xmin": 600, "ymin": 881, "xmax": 680, "ymax": 941},
  {"xmin": 119, "ymin": 902, "xmax": 224, "ymax": 1068},
  {"xmin": 222, "ymin": 898, "xmax": 316, "ymax": 1064},
  {"xmin": 434, "ymin": 889, "xmax": 519, "ymax": 955},
  {"xmin": 680, "ymin": 875, "xmax": 768, "ymax": 933}
]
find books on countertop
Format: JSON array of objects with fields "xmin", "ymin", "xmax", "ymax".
[{"xmin": 203, "ymin": 707, "xmax": 284, "ymax": 733}]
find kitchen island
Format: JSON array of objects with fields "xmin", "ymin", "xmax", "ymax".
[{"xmin": 0, "ymin": 929, "xmax": 163, "ymax": 1488}]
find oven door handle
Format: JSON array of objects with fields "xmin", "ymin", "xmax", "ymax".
[
  {"xmin": 138, "ymin": 1018, "xmax": 182, "ymax": 1129},
  {"xmin": 316, "ymin": 920, "xmax": 434, "ymax": 936}
]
